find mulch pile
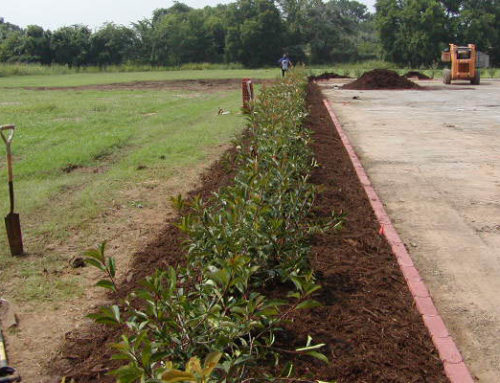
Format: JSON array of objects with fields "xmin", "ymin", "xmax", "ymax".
[
  {"xmin": 343, "ymin": 69, "xmax": 421, "ymax": 90},
  {"xmin": 309, "ymin": 72, "xmax": 350, "ymax": 81},
  {"xmin": 49, "ymin": 80, "xmax": 446, "ymax": 383},
  {"xmin": 403, "ymin": 71, "xmax": 431, "ymax": 80}
]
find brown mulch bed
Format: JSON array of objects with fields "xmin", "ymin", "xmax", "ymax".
[
  {"xmin": 269, "ymin": 82, "xmax": 447, "ymax": 382},
  {"xmin": 343, "ymin": 69, "xmax": 421, "ymax": 90},
  {"xmin": 50, "ymin": 81, "xmax": 447, "ymax": 382}
]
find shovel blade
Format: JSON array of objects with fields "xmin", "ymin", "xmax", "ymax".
[{"xmin": 4, "ymin": 213, "xmax": 23, "ymax": 256}]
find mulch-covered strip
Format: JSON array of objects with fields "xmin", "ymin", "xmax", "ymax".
[{"xmin": 272, "ymin": 82, "xmax": 446, "ymax": 382}]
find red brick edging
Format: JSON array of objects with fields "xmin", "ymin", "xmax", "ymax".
[{"xmin": 322, "ymin": 98, "xmax": 474, "ymax": 383}]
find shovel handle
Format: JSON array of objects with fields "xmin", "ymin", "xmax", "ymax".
[
  {"xmin": 0, "ymin": 126, "xmax": 15, "ymax": 146},
  {"xmin": 1, "ymin": 126, "xmax": 14, "ymax": 184}
]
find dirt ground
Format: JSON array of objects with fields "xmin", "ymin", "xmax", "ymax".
[{"xmin": 321, "ymin": 78, "xmax": 500, "ymax": 382}]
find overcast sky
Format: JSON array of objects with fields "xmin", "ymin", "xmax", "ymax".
[{"xmin": 2, "ymin": 0, "xmax": 376, "ymax": 30}]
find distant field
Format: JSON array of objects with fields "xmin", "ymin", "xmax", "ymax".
[
  {"xmin": 0, "ymin": 61, "xmax": 499, "ymax": 88},
  {"xmin": 0, "ymin": 78, "xmax": 246, "ymax": 303},
  {"xmin": 0, "ymin": 69, "xmax": 279, "ymax": 88}
]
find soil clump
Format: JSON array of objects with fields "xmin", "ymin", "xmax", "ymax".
[
  {"xmin": 343, "ymin": 69, "xmax": 421, "ymax": 90},
  {"xmin": 403, "ymin": 71, "xmax": 431, "ymax": 80},
  {"xmin": 309, "ymin": 72, "xmax": 349, "ymax": 81}
]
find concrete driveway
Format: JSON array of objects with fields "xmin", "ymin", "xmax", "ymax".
[{"xmin": 321, "ymin": 79, "xmax": 500, "ymax": 382}]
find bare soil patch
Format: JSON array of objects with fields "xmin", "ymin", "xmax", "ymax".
[
  {"xmin": 20, "ymin": 79, "xmax": 272, "ymax": 92},
  {"xmin": 46, "ymin": 82, "xmax": 447, "ymax": 382},
  {"xmin": 343, "ymin": 69, "xmax": 421, "ymax": 90}
]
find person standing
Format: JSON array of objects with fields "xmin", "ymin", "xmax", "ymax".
[{"xmin": 278, "ymin": 54, "xmax": 293, "ymax": 77}]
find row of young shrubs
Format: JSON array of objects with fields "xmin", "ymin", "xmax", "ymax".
[{"xmin": 86, "ymin": 70, "xmax": 341, "ymax": 383}]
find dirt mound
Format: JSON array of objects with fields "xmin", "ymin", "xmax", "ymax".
[
  {"xmin": 403, "ymin": 71, "xmax": 431, "ymax": 80},
  {"xmin": 343, "ymin": 69, "xmax": 421, "ymax": 90},
  {"xmin": 309, "ymin": 72, "xmax": 349, "ymax": 81}
]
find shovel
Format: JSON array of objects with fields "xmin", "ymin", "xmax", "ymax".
[
  {"xmin": 0, "ymin": 327, "xmax": 21, "ymax": 382},
  {"xmin": 1, "ymin": 125, "xmax": 23, "ymax": 256}
]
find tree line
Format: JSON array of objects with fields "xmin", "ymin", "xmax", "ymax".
[
  {"xmin": 0, "ymin": 0, "xmax": 498, "ymax": 68},
  {"xmin": 376, "ymin": 0, "xmax": 499, "ymax": 66},
  {"xmin": 0, "ymin": 0, "xmax": 377, "ymax": 68}
]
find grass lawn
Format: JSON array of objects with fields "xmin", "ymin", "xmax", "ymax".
[{"xmin": 0, "ymin": 80, "xmax": 247, "ymax": 303}]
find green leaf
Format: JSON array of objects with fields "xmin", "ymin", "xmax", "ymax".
[
  {"xmin": 96, "ymin": 279, "xmax": 116, "ymax": 291},
  {"xmin": 84, "ymin": 258, "xmax": 105, "ymax": 271},
  {"xmin": 203, "ymin": 351, "xmax": 222, "ymax": 376},
  {"xmin": 99, "ymin": 241, "xmax": 107, "ymax": 255},
  {"xmin": 108, "ymin": 257, "xmax": 116, "ymax": 278},
  {"xmin": 304, "ymin": 284, "xmax": 322, "ymax": 296},
  {"xmin": 210, "ymin": 268, "xmax": 230, "ymax": 286},
  {"xmin": 111, "ymin": 305, "xmax": 121, "ymax": 323},
  {"xmin": 287, "ymin": 291, "xmax": 301, "ymax": 299},
  {"xmin": 151, "ymin": 351, "xmax": 171, "ymax": 363},
  {"xmin": 296, "ymin": 300, "xmax": 322, "ymax": 310},
  {"xmin": 186, "ymin": 357, "xmax": 202, "ymax": 374},
  {"xmin": 305, "ymin": 351, "xmax": 329, "ymax": 364},
  {"xmin": 161, "ymin": 370, "xmax": 196, "ymax": 382},
  {"xmin": 296, "ymin": 343, "xmax": 325, "ymax": 352},
  {"xmin": 280, "ymin": 361, "xmax": 294, "ymax": 378},
  {"xmin": 256, "ymin": 307, "xmax": 279, "ymax": 316},
  {"xmin": 85, "ymin": 247, "xmax": 104, "ymax": 263},
  {"xmin": 109, "ymin": 364, "xmax": 143, "ymax": 383}
]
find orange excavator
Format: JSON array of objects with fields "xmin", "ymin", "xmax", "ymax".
[{"xmin": 441, "ymin": 44, "xmax": 481, "ymax": 85}]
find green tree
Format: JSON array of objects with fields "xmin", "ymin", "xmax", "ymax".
[
  {"xmin": 21, "ymin": 25, "xmax": 52, "ymax": 64},
  {"xmin": 455, "ymin": 0, "xmax": 499, "ymax": 63},
  {"xmin": 0, "ymin": 18, "xmax": 22, "ymax": 41},
  {"xmin": 376, "ymin": 0, "xmax": 499, "ymax": 66},
  {"xmin": 0, "ymin": 18, "xmax": 24, "ymax": 63},
  {"xmin": 0, "ymin": 31, "xmax": 23, "ymax": 62},
  {"xmin": 89, "ymin": 23, "xmax": 136, "ymax": 66},
  {"xmin": 51, "ymin": 25, "xmax": 91, "ymax": 67},
  {"xmin": 376, "ymin": 0, "xmax": 447, "ymax": 66},
  {"xmin": 328, "ymin": 0, "xmax": 377, "ymax": 62},
  {"xmin": 278, "ymin": 0, "xmax": 311, "ymax": 62},
  {"xmin": 225, "ymin": 0, "xmax": 285, "ymax": 67}
]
